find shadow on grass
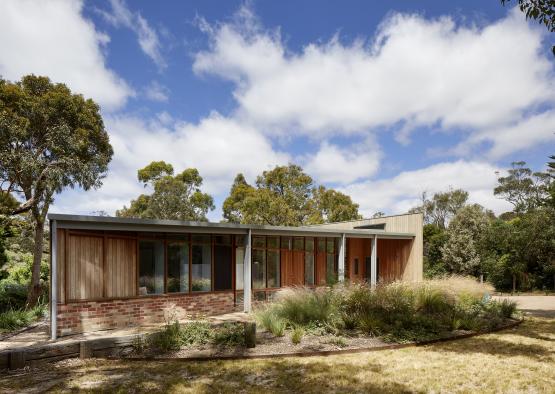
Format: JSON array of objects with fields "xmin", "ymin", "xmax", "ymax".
[
  {"xmin": 3, "ymin": 357, "xmax": 417, "ymax": 393},
  {"xmin": 431, "ymin": 318, "xmax": 555, "ymax": 361}
]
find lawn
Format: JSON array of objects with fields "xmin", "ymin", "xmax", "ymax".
[{"xmin": 1, "ymin": 317, "xmax": 553, "ymax": 393}]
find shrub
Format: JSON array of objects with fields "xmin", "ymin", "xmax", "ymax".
[
  {"xmin": 273, "ymin": 287, "xmax": 340, "ymax": 328},
  {"xmin": 254, "ymin": 307, "xmax": 286, "ymax": 336},
  {"xmin": 149, "ymin": 320, "xmax": 183, "ymax": 352},
  {"xmin": 291, "ymin": 326, "xmax": 304, "ymax": 345},
  {"xmin": 0, "ymin": 304, "xmax": 44, "ymax": 332},
  {"xmin": 180, "ymin": 320, "xmax": 212, "ymax": 346},
  {"xmin": 213, "ymin": 323, "xmax": 245, "ymax": 347},
  {"xmin": 498, "ymin": 299, "xmax": 517, "ymax": 319}
]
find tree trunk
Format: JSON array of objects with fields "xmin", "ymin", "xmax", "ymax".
[
  {"xmin": 26, "ymin": 218, "xmax": 44, "ymax": 308},
  {"xmin": 512, "ymin": 274, "xmax": 516, "ymax": 294}
]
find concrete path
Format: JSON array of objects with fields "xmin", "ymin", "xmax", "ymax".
[{"xmin": 494, "ymin": 295, "xmax": 555, "ymax": 318}]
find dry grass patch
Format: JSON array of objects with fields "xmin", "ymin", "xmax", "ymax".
[{"xmin": 1, "ymin": 317, "xmax": 553, "ymax": 393}]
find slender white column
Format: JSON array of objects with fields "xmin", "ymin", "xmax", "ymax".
[
  {"xmin": 371, "ymin": 235, "xmax": 377, "ymax": 288},
  {"xmin": 51, "ymin": 220, "xmax": 57, "ymax": 340},
  {"xmin": 243, "ymin": 229, "xmax": 252, "ymax": 313},
  {"xmin": 338, "ymin": 233, "xmax": 346, "ymax": 282}
]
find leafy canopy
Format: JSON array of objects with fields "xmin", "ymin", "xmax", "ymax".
[
  {"xmin": 409, "ymin": 188, "xmax": 468, "ymax": 228},
  {"xmin": 117, "ymin": 161, "xmax": 215, "ymax": 221},
  {"xmin": 222, "ymin": 164, "xmax": 361, "ymax": 226},
  {"xmin": 494, "ymin": 161, "xmax": 552, "ymax": 213},
  {"xmin": 0, "ymin": 75, "xmax": 113, "ymax": 217},
  {"xmin": 0, "ymin": 74, "xmax": 113, "ymax": 306}
]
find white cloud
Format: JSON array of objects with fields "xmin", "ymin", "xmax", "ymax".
[
  {"xmin": 52, "ymin": 113, "xmax": 290, "ymax": 216},
  {"xmin": 342, "ymin": 161, "xmax": 512, "ymax": 217},
  {"xmin": 449, "ymin": 110, "xmax": 555, "ymax": 159},
  {"xmin": 0, "ymin": 0, "xmax": 133, "ymax": 110},
  {"xmin": 144, "ymin": 81, "xmax": 170, "ymax": 102},
  {"xmin": 194, "ymin": 7, "xmax": 554, "ymax": 148},
  {"xmin": 99, "ymin": 0, "xmax": 166, "ymax": 70},
  {"xmin": 303, "ymin": 138, "xmax": 381, "ymax": 184}
]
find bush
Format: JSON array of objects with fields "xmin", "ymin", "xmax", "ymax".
[
  {"xmin": 0, "ymin": 303, "xmax": 45, "ymax": 332},
  {"xmin": 291, "ymin": 326, "xmax": 304, "ymax": 345},
  {"xmin": 0, "ymin": 280, "xmax": 28, "ymax": 312},
  {"xmin": 180, "ymin": 320, "xmax": 212, "ymax": 346},
  {"xmin": 213, "ymin": 323, "xmax": 245, "ymax": 347},
  {"xmin": 273, "ymin": 287, "xmax": 340, "ymax": 328},
  {"xmin": 149, "ymin": 321, "xmax": 184, "ymax": 352},
  {"xmin": 254, "ymin": 307, "xmax": 286, "ymax": 336}
]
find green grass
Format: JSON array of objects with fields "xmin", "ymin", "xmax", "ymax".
[
  {"xmin": 2, "ymin": 317, "xmax": 553, "ymax": 393},
  {"xmin": 0, "ymin": 304, "xmax": 45, "ymax": 333}
]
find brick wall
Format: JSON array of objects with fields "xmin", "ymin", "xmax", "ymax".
[{"xmin": 57, "ymin": 291, "xmax": 238, "ymax": 336}]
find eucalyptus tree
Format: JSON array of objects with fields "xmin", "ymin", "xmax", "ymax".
[
  {"xmin": 0, "ymin": 75, "xmax": 113, "ymax": 306},
  {"xmin": 117, "ymin": 161, "xmax": 215, "ymax": 221}
]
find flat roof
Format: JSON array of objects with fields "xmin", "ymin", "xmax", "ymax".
[{"xmin": 48, "ymin": 213, "xmax": 416, "ymax": 239}]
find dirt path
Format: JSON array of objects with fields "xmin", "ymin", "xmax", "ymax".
[{"xmin": 494, "ymin": 295, "xmax": 555, "ymax": 318}]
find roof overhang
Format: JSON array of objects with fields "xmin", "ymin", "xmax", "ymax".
[{"xmin": 48, "ymin": 214, "xmax": 416, "ymax": 239}]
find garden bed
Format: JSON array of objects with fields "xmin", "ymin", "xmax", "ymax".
[
  {"xmin": 115, "ymin": 277, "xmax": 522, "ymax": 362},
  {"xmin": 116, "ymin": 318, "xmax": 522, "ymax": 361}
]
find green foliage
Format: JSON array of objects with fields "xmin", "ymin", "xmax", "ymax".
[
  {"xmin": 213, "ymin": 323, "xmax": 245, "ymax": 347},
  {"xmin": 290, "ymin": 326, "xmax": 304, "ymax": 344},
  {"xmin": 117, "ymin": 161, "xmax": 215, "ymax": 221},
  {"xmin": 179, "ymin": 320, "xmax": 212, "ymax": 346},
  {"xmin": 255, "ymin": 307, "xmax": 286, "ymax": 336},
  {"xmin": 273, "ymin": 288, "xmax": 340, "ymax": 328},
  {"xmin": 149, "ymin": 320, "xmax": 184, "ymax": 352},
  {"xmin": 0, "ymin": 74, "xmax": 113, "ymax": 306},
  {"xmin": 423, "ymin": 224, "xmax": 448, "ymax": 278},
  {"xmin": 410, "ymin": 188, "xmax": 468, "ymax": 228},
  {"xmin": 441, "ymin": 204, "xmax": 492, "ymax": 275},
  {"xmin": 222, "ymin": 164, "xmax": 361, "ymax": 226},
  {"xmin": 0, "ymin": 304, "xmax": 45, "ymax": 332},
  {"xmin": 254, "ymin": 279, "xmax": 508, "ymax": 343},
  {"xmin": 494, "ymin": 161, "xmax": 551, "ymax": 214}
]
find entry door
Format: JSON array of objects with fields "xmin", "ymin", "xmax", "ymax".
[{"xmin": 281, "ymin": 249, "xmax": 304, "ymax": 286}]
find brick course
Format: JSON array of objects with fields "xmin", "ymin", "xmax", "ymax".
[{"xmin": 57, "ymin": 292, "xmax": 238, "ymax": 336}]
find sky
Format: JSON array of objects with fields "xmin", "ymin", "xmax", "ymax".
[{"xmin": 1, "ymin": 0, "xmax": 554, "ymax": 221}]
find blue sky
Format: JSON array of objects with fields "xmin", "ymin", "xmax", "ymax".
[{"xmin": 1, "ymin": 0, "xmax": 554, "ymax": 220}]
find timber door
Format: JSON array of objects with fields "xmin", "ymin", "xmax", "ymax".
[{"xmin": 281, "ymin": 249, "xmax": 304, "ymax": 286}]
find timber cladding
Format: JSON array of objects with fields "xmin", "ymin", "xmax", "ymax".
[{"xmin": 59, "ymin": 230, "xmax": 138, "ymax": 302}]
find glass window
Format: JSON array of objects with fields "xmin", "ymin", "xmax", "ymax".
[
  {"xmin": 335, "ymin": 238, "xmax": 341, "ymax": 253},
  {"xmin": 253, "ymin": 236, "xmax": 265, "ymax": 248},
  {"xmin": 305, "ymin": 253, "xmax": 315, "ymax": 285},
  {"xmin": 235, "ymin": 247, "xmax": 245, "ymax": 290},
  {"xmin": 138, "ymin": 240, "xmax": 164, "ymax": 295},
  {"xmin": 252, "ymin": 249, "xmax": 266, "ymax": 289},
  {"xmin": 235, "ymin": 235, "xmax": 246, "ymax": 246},
  {"xmin": 281, "ymin": 237, "xmax": 291, "ymax": 250},
  {"xmin": 293, "ymin": 237, "xmax": 304, "ymax": 251},
  {"xmin": 192, "ymin": 234, "xmax": 211, "ymax": 244},
  {"xmin": 267, "ymin": 250, "xmax": 280, "ymax": 288},
  {"xmin": 318, "ymin": 238, "xmax": 326, "ymax": 253},
  {"xmin": 214, "ymin": 244, "xmax": 232, "ymax": 290},
  {"xmin": 167, "ymin": 242, "xmax": 189, "ymax": 293},
  {"xmin": 267, "ymin": 236, "xmax": 279, "ymax": 249},
  {"xmin": 305, "ymin": 238, "xmax": 314, "ymax": 252},
  {"xmin": 326, "ymin": 239, "xmax": 335, "ymax": 254},
  {"xmin": 192, "ymin": 244, "xmax": 211, "ymax": 292},
  {"xmin": 326, "ymin": 254, "xmax": 337, "ymax": 285},
  {"xmin": 214, "ymin": 235, "xmax": 231, "ymax": 245}
]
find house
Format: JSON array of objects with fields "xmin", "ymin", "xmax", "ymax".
[{"xmin": 48, "ymin": 213, "xmax": 423, "ymax": 338}]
